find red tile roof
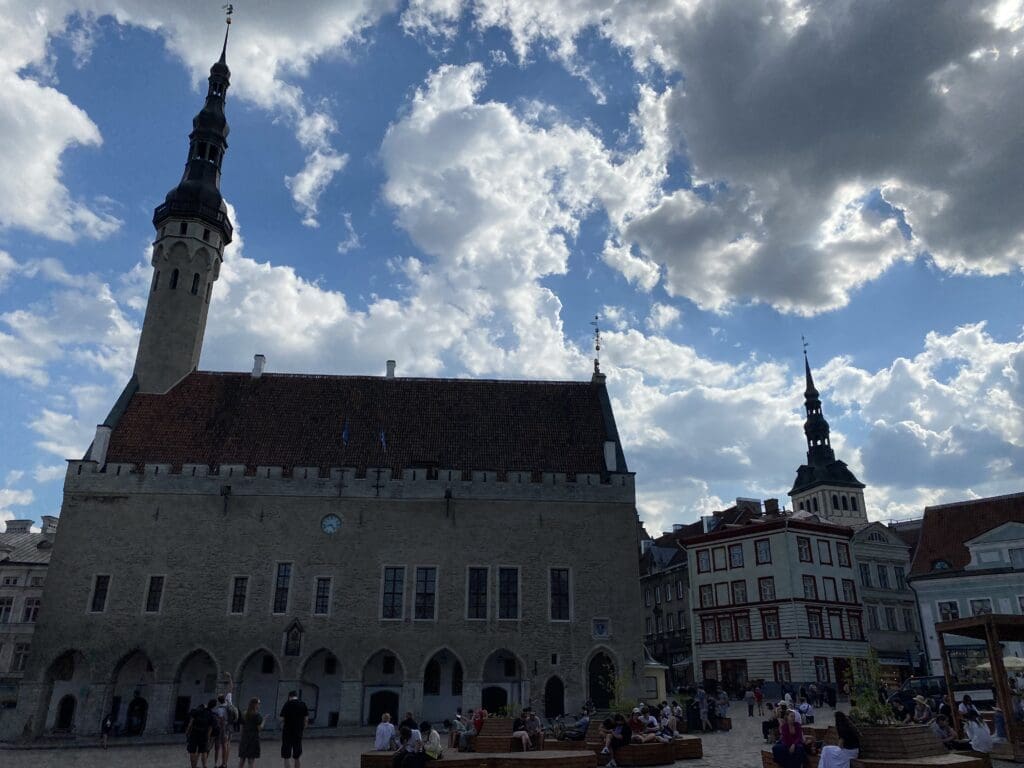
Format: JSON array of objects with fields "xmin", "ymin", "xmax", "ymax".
[
  {"xmin": 909, "ymin": 492, "xmax": 1024, "ymax": 578},
  {"xmin": 105, "ymin": 371, "xmax": 621, "ymax": 476}
]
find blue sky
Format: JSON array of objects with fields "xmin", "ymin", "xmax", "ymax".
[{"xmin": 1, "ymin": 1, "xmax": 1022, "ymax": 535}]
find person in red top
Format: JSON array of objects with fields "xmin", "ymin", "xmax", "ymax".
[{"xmin": 771, "ymin": 710, "xmax": 805, "ymax": 768}]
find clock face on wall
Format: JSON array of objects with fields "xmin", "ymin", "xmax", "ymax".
[{"xmin": 321, "ymin": 514, "xmax": 342, "ymax": 534}]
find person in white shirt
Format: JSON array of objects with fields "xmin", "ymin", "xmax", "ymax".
[
  {"xmin": 958, "ymin": 695, "xmax": 981, "ymax": 718},
  {"xmin": 797, "ymin": 696, "xmax": 815, "ymax": 725},
  {"xmin": 374, "ymin": 713, "xmax": 398, "ymax": 751},
  {"xmin": 962, "ymin": 712, "xmax": 993, "ymax": 753}
]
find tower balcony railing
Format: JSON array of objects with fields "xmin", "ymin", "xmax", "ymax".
[{"xmin": 153, "ymin": 201, "xmax": 234, "ymax": 241}]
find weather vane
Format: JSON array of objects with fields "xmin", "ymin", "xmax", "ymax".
[
  {"xmin": 223, "ymin": 4, "xmax": 234, "ymax": 23},
  {"xmin": 591, "ymin": 314, "xmax": 602, "ymax": 374},
  {"xmin": 801, "ymin": 334, "xmax": 809, "ymax": 355}
]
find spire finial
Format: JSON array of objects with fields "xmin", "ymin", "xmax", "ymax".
[
  {"xmin": 219, "ymin": 4, "xmax": 234, "ymax": 63},
  {"xmin": 591, "ymin": 314, "xmax": 602, "ymax": 374}
]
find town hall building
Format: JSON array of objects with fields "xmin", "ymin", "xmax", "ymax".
[{"xmin": 3, "ymin": 22, "xmax": 644, "ymax": 740}]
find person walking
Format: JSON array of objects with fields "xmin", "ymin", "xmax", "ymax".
[
  {"xmin": 278, "ymin": 691, "xmax": 309, "ymax": 768},
  {"xmin": 186, "ymin": 702, "xmax": 214, "ymax": 768},
  {"xmin": 237, "ymin": 697, "xmax": 264, "ymax": 768},
  {"xmin": 697, "ymin": 686, "xmax": 712, "ymax": 732},
  {"xmin": 745, "ymin": 688, "xmax": 756, "ymax": 717},
  {"xmin": 754, "ymin": 686, "xmax": 764, "ymax": 716},
  {"xmin": 100, "ymin": 712, "xmax": 113, "ymax": 749}
]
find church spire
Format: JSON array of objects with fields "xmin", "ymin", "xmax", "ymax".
[{"xmin": 802, "ymin": 351, "xmax": 835, "ymax": 466}]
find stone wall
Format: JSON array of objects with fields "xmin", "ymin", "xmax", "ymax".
[{"xmin": 5, "ymin": 462, "xmax": 643, "ymax": 739}]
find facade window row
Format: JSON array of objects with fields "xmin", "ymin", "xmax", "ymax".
[
  {"xmin": 796, "ymin": 493, "xmax": 859, "ymax": 514},
  {"xmin": 0, "ymin": 595, "xmax": 42, "ymax": 624},
  {"xmin": 696, "ymin": 575, "xmax": 857, "ymax": 609},
  {"xmin": 696, "ymin": 539, "xmax": 772, "ymax": 573},
  {"xmin": 643, "ymin": 578, "xmax": 686, "ymax": 607},
  {"xmin": 87, "ymin": 564, "xmax": 574, "ymax": 622},
  {"xmin": 858, "ymin": 562, "xmax": 906, "ymax": 590},
  {"xmin": 645, "ymin": 609, "xmax": 687, "ymax": 637},
  {"xmin": 796, "ymin": 537, "xmax": 851, "ymax": 567}
]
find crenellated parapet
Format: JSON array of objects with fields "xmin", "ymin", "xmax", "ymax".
[{"xmin": 64, "ymin": 460, "xmax": 636, "ymax": 503}]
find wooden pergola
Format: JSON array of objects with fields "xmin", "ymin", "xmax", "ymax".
[{"xmin": 936, "ymin": 613, "xmax": 1024, "ymax": 762}]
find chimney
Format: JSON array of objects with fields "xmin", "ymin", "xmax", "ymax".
[
  {"xmin": 672, "ymin": 523, "xmax": 684, "ymax": 532},
  {"xmin": 41, "ymin": 515, "xmax": 58, "ymax": 535},
  {"xmin": 386, "ymin": 360, "xmax": 396, "ymax": 378},
  {"xmin": 89, "ymin": 425, "xmax": 112, "ymax": 468},
  {"xmin": 764, "ymin": 498, "xmax": 780, "ymax": 515},
  {"xmin": 252, "ymin": 354, "xmax": 266, "ymax": 378},
  {"xmin": 4, "ymin": 519, "xmax": 33, "ymax": 534},
  {"xmin": 701, "ymin": 514, "xmax": 715, "ymax": 534},
  {"xmin": 603, "ymin": 441, "xmax": 618, "ymax": 472}
]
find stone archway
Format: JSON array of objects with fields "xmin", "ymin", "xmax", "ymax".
[
  {"xmin": 171, "ymin": 650, "xmax": 218, "ymax": 733},
  {"xmin": 300, "ymin": 649, "xmax": 342, "ymax": 728},
  {"xmin": 362, "ymin": 649, "xmax": 404, "ymax": 726},
  {"xmin": 588, "ymin": 652, "xmax": 616, "ymax": 709},
  {"xmin": 421, "ymin": 648, "xmax": 463, "ymax": 724},
  {"xmin": 107, "ymin": 650, "xmax": 156, "ymax": 736},
  {"xmin": 481, "ymin": 649, "xmax": 525, "ymax": 714},
  {"xmin": 44, "ymin": 651, "xmax": 89, "ymax": 734},
  {"xmin": 238, "ymin": 650, "xmax": 281, "ymax": 730}
]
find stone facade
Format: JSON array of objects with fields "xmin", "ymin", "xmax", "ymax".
[
  {"xmin": 8, "ymin": 462, "xmax": 642, "ymax": 738},
  {"xmin": 851, "ymin": 522, "xmax": 925, "ymax": 684},
  {"xmin": 685, "ymin": 509, "xmax": 869, "ymax": 694},
  {"xmin": 0, "ymin": 518, "xmax": 57, "ymax": 712}
]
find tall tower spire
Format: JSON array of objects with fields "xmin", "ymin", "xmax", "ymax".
[
  {"xmin": 789, "ymin": 346, "xmax": 867, "ymax": 525},
  {"xmin": 134, "ymin": 10, "xmax": 235, "ymax": 394},
  {"xmin": 802, "ymin": 351, "xmax": 835, "ymax": 466}
]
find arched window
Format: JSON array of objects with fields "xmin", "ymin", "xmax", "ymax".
[
  {"xmin": 799, "ymin": 501, "xmax": 805, "ymax": 511},
  {"xmin": 812, "ymin": 497, "xmax": 819, "ymax": 513},
  {"xmin": 190, "ymin": 273, "xmax": 200, "ymax": 295},
  {"xmin": 170, "ymin": 269, "xmax": 179, "ymax": 290},
  {"xmin": 841, "ymin": 496, "xmax": 849, "ymax": 511},
  {"xmin": 153, "ymin": 271, "xmax": 160, "ymax": 291},
  {"xmin": 851, "ymin": 496, "xmax": 858, "ymax": 512},
  {"xmin": 832, "ymin": 494, "xmax": 840, "ymax": 510},
  {"xmin": 423, "ymin": 659, "xmax": 441, "ymax": 696}
]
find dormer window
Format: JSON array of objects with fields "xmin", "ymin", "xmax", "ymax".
[{"xmin": 932, "ymin": 559, "xmax": 951, "ymax": 571}]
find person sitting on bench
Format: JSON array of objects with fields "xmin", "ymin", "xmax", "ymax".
[
  {"xmin": 931, "ymin": 715, "xmax": 971, "ymax": 751},
  {"xmin": 771, "ymin": 710, "xmax": 805, "ymax": 768},
  {"xmin": 512, "ymin": 710, "xmax": 532, "ymax": 751}
]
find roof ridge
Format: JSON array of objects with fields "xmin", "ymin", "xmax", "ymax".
[
  {"xmin": 192, "ymin": 370, "xmax": 595, "ymax": 386},
  {"xmin": 924, "ymin": 491, "xmax": 1024, "ymax": 512}
]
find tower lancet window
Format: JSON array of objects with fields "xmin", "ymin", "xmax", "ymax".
[
  {"xmin": 841, "ymin": 496, "xmax": 849, "ymax": 511},
  {"xmin": 851, "ymin": 496, "xmax": 858, "ymax": 512},
  {"xmin": 179, "ymin": 222, "xmax": 188, "ymax": 236},
  {"xmin": 206, "ymin": 283, "xmax": 212, "ymax": 303},
  {"xmin": 170, "ymin": 269, "xmax": 179, "ymax": 290},
  {"xmin": 191, "ymin": 273, "xmax": 200, "ymax": 295}
]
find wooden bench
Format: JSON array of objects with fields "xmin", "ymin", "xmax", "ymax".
[
  {"xmin": 600, "ymin": 742, "xmax": 676, "ymax": 766},
  {"xmin": 761, "ymin": 748, "xmax": 821, "ymax": 768},
  {"xmin": 850, "ymin": 754, "xmax": 988, "ymax": 768},
  {"xmin": 360, "ymin": 750, "xmax": 596, "ymax": 768},
  {"xmin": 466, "ymin": 717, "xmax": 545, "ymax": 753},
  {"xmin": 672, "ymin": 736, "xmax": 703, "ymax": 759}
]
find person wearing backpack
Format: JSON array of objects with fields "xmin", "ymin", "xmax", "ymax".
[
  {"xmin": 213, "ymin": 693, "xmax": 235, "ymax": 768},
  {"xmin": 207, "ymin": 699, "xmax": 225, "ymax": 768}
]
